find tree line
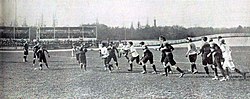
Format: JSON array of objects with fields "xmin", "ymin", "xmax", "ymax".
[{"xmin": 96, "ymin": 24, "xmax": 250, "ymax": 40}]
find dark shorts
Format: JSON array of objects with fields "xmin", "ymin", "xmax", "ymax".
[
  {"xmin": 124, "ymin": 50, "xmax": 129, "ymax": 56},
  {"xmin": 164, "ymin": 53, "xmax": 176, "ymax": 66},
  {"xmin": 202, "ymin": 53, "xmax": 213, "ymax": 65},
  {"xmin": 24, "ymin": 50, "xmax": 28, "ymax": 55},
  {"xmin": 79, "ymin": 56, "xmax": 86, "ymax": 64},
  {"xmin": 142, "ymin": 55, "xmax": 154, "ymax": 64},
  {"xmin": 107, "ymin": 54, "xmax": 118, "ymax": 63},
  {"xmin": 213, "ymin": 57, "xmax": 222, "ymax": 67},
  {"xmin": 131, "ymin": 55, "xmax": 140, "ymax": 63},
  {"xmin": 161, "ymin": 54, "xmax": 166, "ymax": 63},
  {"xmin": 39, "ymin": 57, "xmax": 47, "ymax": 63},
  {"xmin": 189, "ymin": 54, "xmax": 197, "ymax": 62},
  {"xmin": 76, "ymin": 54, "xmax": 79, "ymax": 61}
]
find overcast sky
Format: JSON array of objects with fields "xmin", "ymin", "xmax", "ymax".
[{"xmin": 1, "ymin": 0, "xmax": 250, "ymax": 27}]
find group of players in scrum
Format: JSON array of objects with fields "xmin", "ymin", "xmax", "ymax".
[{"xmin": 23, "ymin": 36, "xmax": 247, "ymax": 81}]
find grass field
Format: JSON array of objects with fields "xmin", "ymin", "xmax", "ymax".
[{"xmin": 1, "ymin": 47, "xmax": 250, "ymax": 98}]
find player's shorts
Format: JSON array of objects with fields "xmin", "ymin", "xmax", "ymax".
[
  {"xmin": 39, "ymin": 57, "xmax": 47, "ymax": 63},
  {"xmin": 124, "ymin": 50, "xmax": 129, "ymax": 56},
  {"xmin": 24, "ymin": 50, "xmax": 28, "ymax": 55},
  {"xmin": 76, "ymin": 54, "xmax": 79, "ymax": 61},
  {"xmin": 222, "ymin": 59, "xmax": 236, "ymax": 70},
  {"xmin": 161, "ymin": 53, "xmax": 166, "ymax": 63},
  {"xmin": 188, "ymin": 54, "xmax": 197, "ymax": 62},
  {"xmin": 164, "ymin": 53, "xmax": 176, "ymax": 66},
  {"xmin": 130, "ymin": 55, "xmax": 140, "ymax": 63},
  {"xmin": 201, "ymin": 53, "xmax": 213, "ymax": 65},
  {"xmin": 213, "ymin": 56, "xmax": 222, "ymax": 67},
  {"xmin": 107, "ymin": 54, "xmax": 118, "ymax": 63},
  {"xmin": 79, "ymin": 55, "xmax": 86, "ymax": 64},
  {"xmin": 142, "ymin": 55, "xmax": 154, "ymax": 64}
]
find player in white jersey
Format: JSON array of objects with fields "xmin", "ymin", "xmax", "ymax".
[
  {"xmin": 220, "ymin": 39, "xmax": 246, "ymax": 80},
  {"xmin": 128, "ymin": 42, "xmax": 140, "ymax": 71},
  {"xmin": 100, "ymin": 43, "xmax": 111, "ymax": 72}
]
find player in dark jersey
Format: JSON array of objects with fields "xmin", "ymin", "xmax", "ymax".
[
  {"xmin": 185, "ymin": 38, "xmax": 198, "ymax": 74},
  {"xmin": 77, "ymin": 44, "xmax": 88, "ymax": 70},
  {"xmin": 161, "ymin": 42, "xmax": 185, "ymax": 77},
  {"xmin": 36, "ymin": 46, "xmax": 50, "ymax": 70},
  {"xmin": 33, "ymin": 42, "xmax": 40, "ymax": 67},
  {"xmin": 198, "ymin": 37, "xmax": 213, "ymax": 76},
  {"xmin": 208, "ymin": 43, "xmax": 227, "ymax": 81},
  {"xmin": 159, "ymin": 36, "xmax": 172, "ymax": 74},
  {"xmin": 139, "ymin": 42, "xmax": 157, "ymax": 74},
  {"xmin": 23, "ymin": 41, "xmax": 29, "ymax": 62},
  {"xmin": 106, "ymin": 42, "xmax": 119, "ymax": 70},
  {"xmin": 75, "ymin": 46, "xmax": 81, "ymax": 64}
]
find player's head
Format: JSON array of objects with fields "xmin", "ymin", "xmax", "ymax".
[
  {"xmin": 139, "ymin": 41, "xmax": 145, "ymax": 46},
  {"xmin": 209, "ymin": 38, "xmax": 213, "ymax": 42},
  {"xmin": 101, "ymin": 42, "xmax": 106, "ymax": 47},
  {"xmin": 218, "ymin": 36, "xmax": 222, "ymax": 41},
  {"xmin": 202, "ymin": 37, "xmax": 208, "ymax": 42},
  {"xmin": 128, "ymin": 42, "xmax": 133, "ymax": 46},
  {"xmin": 186, "ymin": 37, "xmax": 192, "ymax": 42},
  {"xmin": 159, "ymin": 36, "xmax": 166, "ymax": 41},
  {"xmin": 220, "ymin": 39, "xmax": 226, "ymax": 44}
]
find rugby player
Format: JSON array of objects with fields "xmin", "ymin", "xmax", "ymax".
[
  {"xmin": 199, "ymin": 37, "xmax": 213, "ymax": 76},
  {"xmin": 107, "ymin": 42, "xmax": 120, "ymax": 70},
  {"xmin": 139, "ymin": 42, "xmax": 157, "ymax": 74},
  {"xmin": 23, "ymin": 41, "xmax": 29, "ymax": 62},
  {"xmin": 100, "ymin": 43, "xmax": 111, "ymax": 72},
  {"xmin": 36, "ymin": 46, "xmax": 50, "ymax": 70},
  {"xmin": 208, "ymin": 43, "xmax": 226, "ymax": 81},
  {"xmin": 161, "ymin": 42, "xmax": 185, "ymax": 77},
  {"xmin": 220, "ymin": 39, "xmax": 246, "ymax": 80},
  {"xmin": 32, "ymin": 42, "xmax": 40, "ymax": 67},
  {"xmin": 128, "ymin": 42, "xmax": 140, "ymax": 71},
  {"xmin": 78, "ymin": 44, "xmax": 88, "ymax": 70},
  {"xmin": 185, "ymin": 38, "xmax": 198, "ymax": 74},
  {"xmin": 159, "ymin": 36, "xmax": 172, "ymax": 74}
]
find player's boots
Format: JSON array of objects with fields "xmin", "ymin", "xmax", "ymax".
[
  {"xmin": 141, "ymin": 65, "xmax": 147, "ymax": 74},
  {"xmin": 152, "ymin": 65, "xmax": 157, "ymax": 74},
  {"xmin": 128, "ymin": 64, "xmax": 133, "ymax": 71}
]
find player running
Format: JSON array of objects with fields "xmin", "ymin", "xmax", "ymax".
[
  {"xmin": 36, "ymin": 46, "xmax": 50, "ymax": 70},
  {"xmin": 161, "ymin": 42, "xmax": 185, "ymax": 77},
  {"xmin": 139, "ymin": 42, "xmax": 157, "ymax": 74},
  {"xmin": 128, "ymin": 42, "xmax": 140, "ymax": 71},
  {"xmin": 100, "ymin": 43, "xmax": 112, "ymax": 72},
  {"xmin": 185, "ymin": 38, "xmax": 198, "ymax": 74},
  {"xmin": 220, "ymin": 39, "xmax": 246, "ymax": 80},
  {"xmin": 159, "ymin": 36, "xmax": 172, "ymax": 74},
  {"xmin": 198, "ymin": 37, "xmax": 213, "ymax": 76},
  {"xmin": 78, "ymin": 44, "xmax": 88, "ymax": 70},
  {"xmin": 23, "ymin": 41, "xmax": 29, "ymax": 62},
  {"xmin": 107, "ymin": 42, "xmax": 120, "ymax": 70},
  {"xmin": 207, "ymin": 42, "xmax": 227, "ymax": 81},
  {"xmin": 32, "ymin": 42, "xmax": 40, "ymax": 67}
]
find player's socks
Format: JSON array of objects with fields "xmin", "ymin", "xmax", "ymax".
[
  {"xmin": 128, "ymin": 64, "xmax": 133, "ymax": 71},
  {"xmin": 45, "ymin": 63, "xmax": 49, "ymax": 69},
  {"xmin": 234, "ymin": 68, "xmax": 243, "ymax": 75},
  {"xmin": 176, "ymin": 67, "xmax": 184, "ymax": 73},
  {"xmin": 214, "ymin": 68, "xmax": 218, "ymax": 77},
  {"xmin": 152, "ymin": 65, "xmax": 157, "ymax": 73},
  {"xmin": 108, "ymin": 64, "xmax": 112, "ymax": 72},
  {"xmin": 84, "ymin": 65, "xmax": 87, "ymax": 71},
  {"xmin": 164, "ymin": 67, "xmax": 168, "ymax": 76},
  {"xmin": 33, "ymin": 59, "xmax": 35, "ymax": 64},
  {"xmin": 204, "ymin": 66, "xmax": 209, "ymax": 74}
]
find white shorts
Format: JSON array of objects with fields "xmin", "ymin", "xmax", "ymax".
[{"xmin": 222, "ymin": 59, "xmax": 235, "ymax": 70}]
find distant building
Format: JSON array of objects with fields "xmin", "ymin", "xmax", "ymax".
[{"xmin": 154, "ymin": 19, "xmax": 157, "ymax": 27}]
